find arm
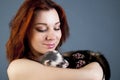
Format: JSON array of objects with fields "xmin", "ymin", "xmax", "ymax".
[{"xmin": 7, "ymin": 59, "xmax": 103, "ymax": 80}]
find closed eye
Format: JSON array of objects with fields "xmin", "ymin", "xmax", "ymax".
[
  {"xmin": 35, "ymin": 27, "xmax": 47, "ymax": 32},
  {"xmin": 54, "ymin": 26, "xmax": 60, "ymax": 31},
  {"xmin": 56, "ymin": 64, "xmax": 62, "ymax": 67},
  {"xmin": 54, "ymin": 22, "xmax": 61, "ymax": 31},
  {"xmin": 34, "ymin": 24, "xmax": 48, "ymax": 32}
]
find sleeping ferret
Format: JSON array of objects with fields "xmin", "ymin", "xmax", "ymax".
[{"xmin": 38, "ymin": 50, "xmax": 110, "ymax": 80}]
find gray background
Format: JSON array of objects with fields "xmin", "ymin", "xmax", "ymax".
[{"xmin": 0, "ymin": 0, "xmax": 120, "ymax": 80}]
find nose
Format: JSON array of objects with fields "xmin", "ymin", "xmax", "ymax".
[{"xmin": 46, "ymin": 30, "xmax": 55, "ymax": 40}]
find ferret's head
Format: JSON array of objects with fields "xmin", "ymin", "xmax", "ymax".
[{"xmin": 40, "ymin": 50, "xmax": 69, "ymax": 68}]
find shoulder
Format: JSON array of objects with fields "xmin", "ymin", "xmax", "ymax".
[
  {"xmin": 7, "ymin": 59, "xmax": 40, "ymax": 72},
  {"xmin": 7, "ymin": 59, "xmax": 43, "ymax": 80}
]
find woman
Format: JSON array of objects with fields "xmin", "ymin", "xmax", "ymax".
[{"xmin": 6, "ymin": 0, "xmax": 103, "ymax": 80}]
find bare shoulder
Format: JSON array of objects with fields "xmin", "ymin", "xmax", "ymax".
[
  {"xmin": 7, "ymin": 59, "xmax": 43, "ymax": 80},
  {"xmin": 8, "ymin": 58, "xmax": 41, "ymax": 67},
  {"xmin": 7, "ymin": 59, "xmax": 41, "ymax": 71}
]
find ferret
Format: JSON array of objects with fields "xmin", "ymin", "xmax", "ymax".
[
  {"xmin": 63, "ymin": 50, "xmax": 110, "ymax": 80},
  {"xmin": 39, "ymin": 50, "xmax": 69, "ymax": 68},
  {"xmin": 38, "ymin": 50, "xmax": 110, "ymax": 80}
]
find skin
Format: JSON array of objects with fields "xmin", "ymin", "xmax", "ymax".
[
  {"xmin": 7, "ymin": 9, "xmax": 103, "ymax": 80},
  {"xmin": 30, "ymin": 9, "xmax": 62, "ymax": 54}
]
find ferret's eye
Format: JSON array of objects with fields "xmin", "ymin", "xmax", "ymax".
[
  {"xmin": 56, "ymin": 64, "xmax": 62, "ymax": 68},
  {"xmin": 60, "ymin": 62, "xmax": 64, "ymax": 65}
]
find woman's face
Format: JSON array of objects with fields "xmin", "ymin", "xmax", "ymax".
[{"xmin": 30, "ymin": 9, "xmax": 62, "ymax": 54}]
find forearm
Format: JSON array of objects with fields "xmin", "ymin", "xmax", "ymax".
[
  {"xmin": 7, "ymin": 59, "xmax": 103, "ymax": 80},
  {"xmin": 41, "ymin": 62, "xmax": 103, "ymax": 80}
]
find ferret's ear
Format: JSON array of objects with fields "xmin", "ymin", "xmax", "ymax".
[
  {"xmin": 44, "ymin": 60, "xmax": 51, "ymax": 66},
  {"xmin": 64, "ymin": 60, "xmax": 69, "ymax": 67},
  {"xmin": 65, "ymin": 60, "xmax": 69, "ymax": 64}
]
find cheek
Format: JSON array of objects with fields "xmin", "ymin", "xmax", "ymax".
[
  {"xmin": 30, "ymin": 33, "xmax": 44, "ymax": 46},
  {"xmin": 32, "ymin": 30, "xmax": 45, "ymax": 40},
  {"xmin": 56, "ymin": 31, "xmax": 62, "ymax": 40}
]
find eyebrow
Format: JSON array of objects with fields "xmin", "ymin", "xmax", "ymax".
[{"xmin": 34, "ymin": 21, "xmax": 60, "ymax": 26}]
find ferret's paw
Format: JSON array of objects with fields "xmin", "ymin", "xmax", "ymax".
[{"xmin": 72, "ymin": 53, "xmax": 85, "ymax": 59}]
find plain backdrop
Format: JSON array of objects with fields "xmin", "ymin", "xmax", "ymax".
[{"xmin": 0, "ymin": 0, "xmax": 120, "ymax": 80}]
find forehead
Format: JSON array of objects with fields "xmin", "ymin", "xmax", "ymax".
[{"xmin": 33, "ymin": 9, "xmax": 60, "ymax": 24}]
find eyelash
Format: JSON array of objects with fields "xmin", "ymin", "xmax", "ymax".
[
  {"xmin": 35, "ymin": 26, "xmax": 61, "ymax": 32},
  {"xmin": 54, "ymin": 26, "xmax": 61, "ymax": 31},
  {"xmin": 35, "ymin": 28, "xmax": 47, "ymax": 32}
]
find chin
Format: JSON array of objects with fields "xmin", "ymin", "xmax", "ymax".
[
  {"xmin": 38, "ymin": 48, "xmax": 56, "ymax": 54},
  {"xmin": 47, "ymin": 49, "xmax": 55, "ymax": 52}
]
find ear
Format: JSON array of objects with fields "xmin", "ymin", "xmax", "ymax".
[
  {"xmin": 65, "ymin": 60, "xmax": 69, "ymax": 64},
  {"xmin": 64, "ymin": 60, "xmax": 69, "ymax": 67},
  {"xmin": 44, "ymin": 60, "xmax": 51, "ymax": 66}
]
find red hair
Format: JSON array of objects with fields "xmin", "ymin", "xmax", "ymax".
[{"xmin": 6, "ymin": 0, "xmax": 69, "ymax": 62}]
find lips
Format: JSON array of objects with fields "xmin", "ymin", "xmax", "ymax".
[{"xmin": 44, "ymin": 43, "xmax": 55, "ymax": 49}]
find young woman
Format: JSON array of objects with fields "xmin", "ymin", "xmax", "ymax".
[{"xmin": 6, "ymin": 0, "xmax": 103, "ymax": 80}]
